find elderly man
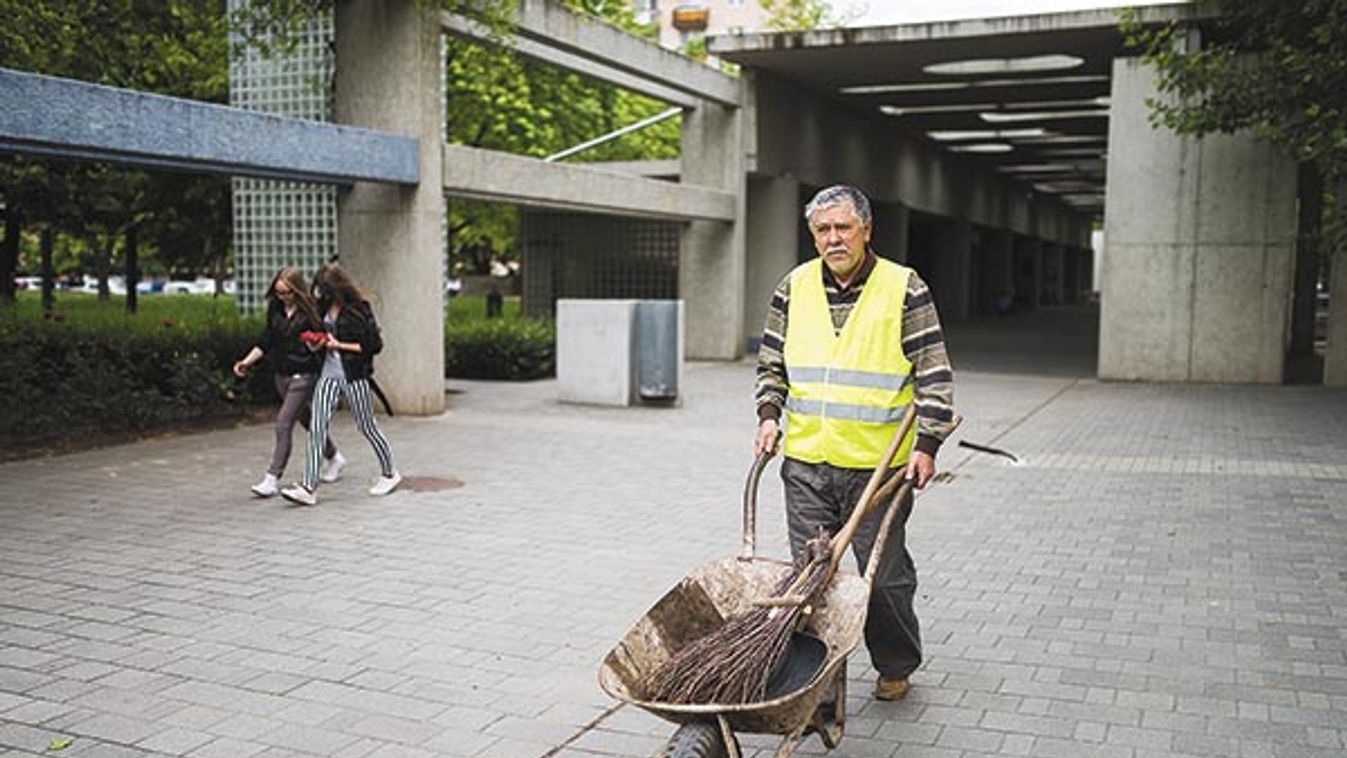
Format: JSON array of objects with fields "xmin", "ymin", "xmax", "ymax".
[{"xmin": 754, "ymin": 184, "xmax": 956, "ymax": 701}]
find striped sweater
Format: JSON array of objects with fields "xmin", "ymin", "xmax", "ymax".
[{"xmin": 755, "ymin": 251, "xmax": 957, "ymax": 456}]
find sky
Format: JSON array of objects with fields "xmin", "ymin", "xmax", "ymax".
[{"xmin": 842, "ymin": 0, "xmax": 1186, "ymax": 27}]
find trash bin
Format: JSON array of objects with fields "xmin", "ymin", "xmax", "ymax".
[{"xmin": 636, "ymin": 300, "xmax": 681, "ymax": 402}]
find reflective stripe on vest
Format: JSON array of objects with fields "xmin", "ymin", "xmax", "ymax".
[{"xmin": 783, "ymin": 257, "xmax": 915, "ymax": 469}]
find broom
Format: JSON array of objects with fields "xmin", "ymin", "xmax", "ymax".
[{"xmin": 640, "ymin": 405, "xmax": 919, "ymax": 705}]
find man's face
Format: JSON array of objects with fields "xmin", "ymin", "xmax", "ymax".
[{"xmin": 809, "ymin": 202, "xmax": 871, "ymax": 281}]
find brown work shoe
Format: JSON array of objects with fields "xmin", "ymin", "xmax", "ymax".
[{"xmin": 873, "ymin": 676, "xmax": 910, "ymax": 701}]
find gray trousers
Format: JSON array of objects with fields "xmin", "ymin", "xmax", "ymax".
[
  {"xmin": 782, "ymin": 457, "xmax": 921, "ymax": 679},
  {"xmin": 270, "ymin": 374, "xmax": 336, "ymax": 477}
]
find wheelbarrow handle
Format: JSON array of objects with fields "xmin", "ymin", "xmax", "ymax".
[{"xmin": 740, "ymin": 442, "xmax": 777, "ymax": 561}]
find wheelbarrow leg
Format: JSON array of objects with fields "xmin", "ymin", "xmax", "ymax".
[
  {"xmin": 773, "ymin": 724, "xmax": 809, "ymax": 758},
  {"xmin": 717, "ymin": 716, "xmax": 740, "ymax": 758},
  {"xmin": 806, "ymin": 660, "xmax": 847, "ymax": 750}
]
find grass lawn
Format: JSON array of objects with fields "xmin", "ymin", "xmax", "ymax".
[{"xmin": 5, "ymin": 290, "xmax": 254, "ymax": 336}]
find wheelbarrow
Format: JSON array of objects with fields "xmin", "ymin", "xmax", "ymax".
[{"xmin": 598, "ymin": 409, "xmax": 918, "ymax": 757}]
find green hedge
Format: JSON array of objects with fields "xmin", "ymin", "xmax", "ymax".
[
  {"xmin": 444, "ymin": 317, "xmax": 555, "ymax": 381},
  {"xmin": 0, "ymin": 296, "xmax": 269, "ymax": 446},
  {"xmin": 0, "ymin": 292, "xmax": 556, "ymax": 449}
]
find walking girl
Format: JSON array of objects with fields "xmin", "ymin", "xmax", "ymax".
[
  {"xmin": 232, "ymin": 267, "xmax": 344, "ymax": 497},
  {"xmin": 281, "ymin": 264, "xmax": 400, "ymax": 506}
]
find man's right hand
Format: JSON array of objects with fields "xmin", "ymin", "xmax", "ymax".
[{"xmin": 753, "ymin": 418, "xmax": 779, "ymax": 458}]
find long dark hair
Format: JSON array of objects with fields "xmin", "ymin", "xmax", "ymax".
[
  {"xmin": 267, "ymin": 266, "xmax": 322, "ymax": 327},
  {"xmin": 312, "ymin": 263, "xmax": 369, "ymax": 314}
]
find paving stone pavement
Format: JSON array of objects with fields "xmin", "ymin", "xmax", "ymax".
[{"xmin": 2, "ymin": 308, "xmax": 1346, "ymax": 758}]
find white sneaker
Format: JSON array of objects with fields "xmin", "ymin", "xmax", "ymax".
[
  {"xmin": 280, "ymin": 483, "xmax": 317, "ymax": 506},
  {"xmin": 251, "ymin": 474, "xmax": 278, "ymax": 498},
  {"xmin": 320, "ymin": 452, "xmax": 347, "ymax": 483},
  {"xmin": 369, "ymin": 470, "xmax": 402, "ymax": 496}
]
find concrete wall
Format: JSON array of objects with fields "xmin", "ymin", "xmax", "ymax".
[
  {"xmin": 1099, "ymin": 58, "xmax": 1297, "ymax": 384},
  {"xmin": 744, "ymin": 174, "xmax": 800, "ymax": 349},
  {"xmin": 334, "ymin": 0, "xmax": 445, "ymax": 414}
]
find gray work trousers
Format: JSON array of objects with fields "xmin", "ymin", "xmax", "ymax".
[{"xmin": 782, "ymin": 457, "xmax": 921, "ymax": 679}]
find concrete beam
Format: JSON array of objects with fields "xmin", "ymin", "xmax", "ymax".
[
  {"xmin": 443, "ymin": 0, "xmax": 740, "ymax": 108},
  {"xmin": 441, "ymin": 13, "xmax": 698, "ymax": 108},
  {"xmin": 443, "ymin": 142, "xmax": 735, "ymax": 222},
  {"xmin": 0, "ymin": 67, "xmax": 417, "ymax": 185}
]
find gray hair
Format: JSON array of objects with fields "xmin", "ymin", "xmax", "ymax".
[{"xmin": 803, "ymin": 185, "xmax": 872, "ymax": 227}]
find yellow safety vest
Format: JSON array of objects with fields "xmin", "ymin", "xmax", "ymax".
[{"xmin": 783, "ymin": 257, "xmax": 915, "ymax": 469}]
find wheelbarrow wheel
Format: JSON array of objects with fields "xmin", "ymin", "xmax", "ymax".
[{"xmin": 657, "ymin": 721, "xmax": 737, "ymax": 758}]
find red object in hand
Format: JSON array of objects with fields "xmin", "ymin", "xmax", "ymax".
[{"xmin": 300, "ymin": 330, "xmax": 327, "ymax": 345}]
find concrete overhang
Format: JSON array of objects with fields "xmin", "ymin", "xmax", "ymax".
[
  {"xmin": 709, "ymin": 3, "xmax": 1201, "ymax": 217},
  {"xmin": 0, "ymin": 68, "xmax": 419, "ymax": 185}
]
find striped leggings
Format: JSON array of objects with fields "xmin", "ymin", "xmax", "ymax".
[{"xmin": 303, "ymin": 376, "xmax": 394, "ymax": 490}]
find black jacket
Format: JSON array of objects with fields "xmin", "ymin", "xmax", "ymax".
[
  {"xmin": 326, "ymin": 301, "xmax": 382, "ymax": 381},
  {"xmin": 255, "ymin": 303, "xmax": 323, "ymax": 376}
]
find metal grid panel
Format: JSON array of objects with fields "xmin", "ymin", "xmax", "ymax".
[
  {"xmin": 228, "ymin": 0, "xmax": 336, "ymax": 312},
  {"xmin": 520, "ymin": 210, "xmax": 680, "ymax": 318}
]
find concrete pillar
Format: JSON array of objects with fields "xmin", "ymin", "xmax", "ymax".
[
  {"xmin": 1326, "ymin": 254, "xmax": 1347, "ymax": 386},
  {"xmin": 982, "ymin": 228, "xmax": 1014, "ymax": 315},
  {"xmin": 873, "ymin": 201, "xmax": 909, "ymax": 264},
  {"xmin": 1013, "ymin": 236, "xmax": 1042, "ymax": 311},
  {"xmin": 930, "ymin": 217, "xmax": 971, "ymax": 324},
  {"xmin": 1099, "ymin": 57, "xmax": 1297, "ymax": 383},
  {"xmin": 1079, "ymin": 247, "xmax": 1096, "ymax": 301},
  {"xmin": 681, "ymin": 99, "xmax": 746, "ymax": 360},
  {"xmin": 1041, "ymin": 243, "xmax": 1064, "ymax": 306},
  {"xmin": 745, "ymin": 173, "xmax": 799, "ymax": 350},
  {"xmin": 1062, "ymin": 246, "xmax": 1080, "ymax": 304},
  {"xmin": 334, "ymin": 0, "xmax": 444, "ymax": 414}
]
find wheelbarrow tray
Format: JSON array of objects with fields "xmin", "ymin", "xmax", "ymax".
[{"xmin": 598, "ymin": 555, "xmax": 869, "ymax": 735}]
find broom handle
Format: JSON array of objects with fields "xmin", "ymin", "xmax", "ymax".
[
  {"xmin": 862, "ymin": 474, "xmax": 917, "ymax": 585},
  {"xmin": 827, "ymin": 403, "xmax": 918, "ymax": 576}
]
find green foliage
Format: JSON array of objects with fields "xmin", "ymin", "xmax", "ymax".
[
  {"xmin": 443, "ymin": 1, "xmax": 679, "ymax": 273},
  {"xmin": 0, "ymin": 0, "xmax": 234, "ymax": 288},
  {"xmin": 762, "ymin": 0, "xmax": 855, "ymax": 31},
  {"xmin": 0, "ymin": 293, "xmax": 268, "ymax": 445},
  {"xmin": 1121, "ymin": 2, "xmax": 1347, "ymax": 178},
  {"xmin": 444, "ymin": 317, "xmax": 555, "ymax": 381},
  {"xmin": 1121, "ymin": 0, "xmax": 1347, "ymax": 260}
]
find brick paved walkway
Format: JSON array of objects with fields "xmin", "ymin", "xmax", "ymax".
[{"xmin": 2, "ymin": 308, "xmax": 1345, "ymax": 758}]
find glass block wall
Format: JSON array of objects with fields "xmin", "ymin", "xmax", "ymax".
[
  {"xmin": 520, "ymin": 210, "xmax": 680, "ymax": 318},
  {"xmin": 227, "ymin": 0, "xmax": 336, "ymax": 312}
]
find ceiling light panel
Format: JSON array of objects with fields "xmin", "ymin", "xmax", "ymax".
[{"xmin": 923, "ymin": 55, "xmax": 1085, "ymax": 76}]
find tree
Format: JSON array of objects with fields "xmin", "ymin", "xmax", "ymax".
[
  {"xmin": 1123, "ymin": 1, "xmax": 1347, "ymax": 375},
  {"xmin": 441, "ymin": 0, "xmax": 679, "ymax": 275},
  {"xmin": 0, "ymin": 0, "xmax": 234, "ymax": 309},
  {"xmin": 762, "ymin": 0, "xmax": 858, "ymax": 32}
]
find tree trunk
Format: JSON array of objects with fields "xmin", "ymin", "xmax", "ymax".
[
  {"xmin": 1286, "ymin": 162, "xmax": 1324, "ymax": 383},
  {"xmin": 0, "ymin": 204, "xmax": 18, "ymax": 306},
  {"xmin": 95, "ymin": 232, "xmax": 112, "ymax": 300},
  {"xmin": 40, "ymin": 227, "xmax": 55, "ymax": 312},
  {"xmin": 125, "ymin": 224, "xmax": 140, "ymax": 314}
]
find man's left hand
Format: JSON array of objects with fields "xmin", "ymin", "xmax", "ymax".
[{"xmin": 906, "ymin": 451, "xmax": 936, "ymax": 489}]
